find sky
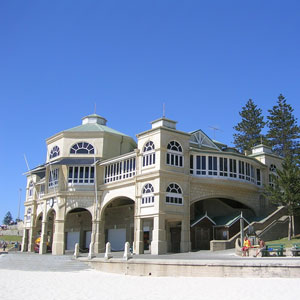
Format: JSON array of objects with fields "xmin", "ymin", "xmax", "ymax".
[{"xmin": 0, "ymin": 0, "xmax": 300, "ymax": 222}]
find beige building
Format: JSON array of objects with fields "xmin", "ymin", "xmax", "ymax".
[{"xmin": 22, "ymin": 114, "xmax": 282, "ymax": 255}]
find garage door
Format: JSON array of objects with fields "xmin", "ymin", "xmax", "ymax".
[
  {"xmin": 66, "ymin": 231, "xmax": 80, "ymax": 250},
  {"xmin": 108, "ymin": 228, "xmax": 126, "ymax": 251},
  {"xmin": 85, "ymin": 231, "xmax": 92, "ymax": 248}
]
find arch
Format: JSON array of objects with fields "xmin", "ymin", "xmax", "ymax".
[
  {"xmin": 49, "ymin": 145, "xmax": 60, "ymax": 159},
  {"xmin": 70, "ymin": 142, "xmax": 94, "ymax": 154},
  {"xmin": 46, "ymin": 209, "xmax": 56, "ymax": 253},
  {"xmin": 101, "ymin": 196, "xmax": 135, "ymax": 251},
  {"xmin": 65, "ymin": 208, "xmax": 92, "ymax": 252}
]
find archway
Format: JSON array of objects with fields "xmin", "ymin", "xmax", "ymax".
[
  {"xmin": 190, "ymin": 197, "xmax": 255, "ymax": 250},
  {"xmin": 33, "ymin": 213, "xmax": 43, "ymax": 253},
  {"xmin": 46, "ymin": 209, "xmax": 56, "ymax": 252},
  {"xmin": 65, "ymin": 208, "xmax": 92, "ymax": 252},
  {"xmin": 102, "ymin": 197, "xmax": 134, "ymax": 251}
]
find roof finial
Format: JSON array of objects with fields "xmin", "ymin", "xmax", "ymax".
[
  {"xmin": 260, "ymin": 135, "xmax": 263, "ymax": 145},
  {"xmin": 94, "ymin": 102, "xmax": 97, "ymax": 114},
  {"xmin": 163, "ymin": 103, "xmax": 165, "ymax": 118}
]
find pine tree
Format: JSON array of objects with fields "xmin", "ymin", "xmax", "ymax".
[
  {"xmin": 3, "ymin": 211, "xmax": 13, "ymax": 225},
  {"xmin": 264, "ymin": 156, "xmax": 300, "ymax": 240},
  {"xmin": 267, "ymin": 94, "xmax": 300, "ymax": 157},
  {"xmin": 233, "ymin": 99, "xmax": 266, "ymax": 153}
]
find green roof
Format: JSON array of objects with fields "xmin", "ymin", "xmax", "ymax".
[{"xmin": 64, "ymin": 123, "xmax": 130, "ymax": 137}]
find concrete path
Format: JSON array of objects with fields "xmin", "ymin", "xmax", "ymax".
[{"xmin": 0, "ymin": 252, "xmax": 91, "ymax": 272}]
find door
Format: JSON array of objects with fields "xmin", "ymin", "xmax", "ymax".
[
  {"xmin": 170, "ymin": 228, "xmax": 181, "ymax": 253},
  {"xmin": 66, "ymin": 231, "xmax": 80, "ymax": 250},
  {"xmin": 108, "ymin": 228, "xmax": 126, "ymax": 251}
]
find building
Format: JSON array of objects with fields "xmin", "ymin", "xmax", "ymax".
[{"xmin": 22, "ymin": 114, "xmax": 283, "ymax": 255}]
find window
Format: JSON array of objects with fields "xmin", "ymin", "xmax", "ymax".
[
  {"xmin": 143, "ymin": 141, "xmax": 155, "ymax": 167},
  {"xmin": 219, "ymin": 157, "xmax": 228, "ymax": 177},
  {"xmin": 104, "ymin": 157, "xmax": 136, "ymax": 183},
  {"xmin": 70, "ymin": 142, "xmax": 94, "ymax": 154},
  {"xmin": 68, "ymin": 166, "xmax": 95, "ymax": 184},
  {"xmin": 166, "ymin": 183, "xmax": 183, "ymax": 205},
  {"xmin": 208, "ymin": 156, "xmax": 217, "ymax": 175},
  {"xmin": 28, "ymin": 181, "xmax": 34, "ymax": 198},
  {"xmin": 49, "ymin": 145, "xmax": 60, "ymax": 159},
  {"xmin": 141, "ymin": 183, "xmax": 154, "ymax": 205},
  {"xmin": 256, "ymin": 169, "xmax": 261, "ymax": 186},
  {"xmin": 190, "ymin": 155, "xmax": 194, "ymax": 174},
  {"xmin": 238, "ymin": 161, "xmax": 245, "ymax": 179},
  {"xmin": 39, "ymin": 184, "xmax": 45, "ymax": 198},
  {"xmin": 26, "ymin": 208, "xmax": 32, "ymax": 221},
  {"xmin": 166, "ymin": 141, "xmax": 183, "ymax": 167},
  {"xmin": 49, "ymin": 168, "xmax": 59, "ymax": 188},
  {"xmin": 229, "ymin": 159, "xmax": 237, "ymax": 178},
  {"xmin": 245, "ymin": 163, "xmax": 250, "ymax": 181},
  {"xmin": 196, "ymin": 155, "xmax": 206, "ymax": 175},
  {"xmin": 269, "ymin": 164, "xmax": 277, "ymax": 187}
]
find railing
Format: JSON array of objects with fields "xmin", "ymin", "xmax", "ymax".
[{"xmin": 103, "ymin": 154, "xmax": 136, "ymax": 184}]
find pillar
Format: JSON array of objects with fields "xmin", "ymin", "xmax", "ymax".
[
  {"xmin": 180, "ymin": 218, "xmax": 190, "ymax": 252},
  {"xmin": 39, "ymin": 219, "xmax": 48, "ymax": 254},
  {"xmin": 134, "ymin": 217, "xmax": 144, "ymax": 254},
  {"xmin": 151, "ymin": 214, "xmax": 167, "ymax": 255},
  {"xmin": 94, "ymin": 220, "xmax": 105, "ymax": 253},
  {"xmin": 52, "ymin": 219, "xmax": 65, "ymax": 255}
]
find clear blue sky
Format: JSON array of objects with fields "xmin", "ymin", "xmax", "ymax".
[{"xmin": 1, "ymin": 0, "xmax": 300, "ymax": 222}]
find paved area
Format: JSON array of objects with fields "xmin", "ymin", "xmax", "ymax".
[
  {"xmin": 1, "ymin": 250, "xmax": 300, "ymax": 273},
  {"xmin": 0, "ymin": 252, "xmax": 91, "ymax": 272}
]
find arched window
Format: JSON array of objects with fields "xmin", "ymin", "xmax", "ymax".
[
  {"xmin": 166, "ymin": 141, "xmax": 183, "ymax": 167},
  {"xmin": 70, "ymin": 142, "xmax": 94, "ymax": 154},
  {"xmin": 143, "ymin": 141, "xmax": 155, "ymax": 167},
  {"xmin": 28, "ymin": 181, "xmax": 34, "ymax": 198},
  {"xmin": 141, "ymin": 183, "xmax": 154, "ymax": 205},
  {"xmin": 49, "ymin": 145, "xmax": 60, "ymax": 159},
  {"xmin": 166, "ymin": 183, "xmax": 183, "ymax": 205},
  {"xmin": 269, "ymin": 164, "xmax": 277, "ymax": 172}
]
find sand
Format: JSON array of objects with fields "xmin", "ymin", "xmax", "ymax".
[{"xmin": 0, "ymin": 267, "xmax": 299, "ymax": 300}]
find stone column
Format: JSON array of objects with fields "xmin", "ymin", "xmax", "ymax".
[
  {"xmin": 94, "ymin": 219, "xmax": 105, "ymax": 253},
  {"xmin": 28, "ymin": 226, "xmax": 38, "ymax": 252},
  {"xmin": 180, "ymin": 218, "xmax": 190, "ymax": 253},
  {"xmin": 39, "ymin": 219, "xmax": 48, "ymax": 254},
  {"xmin": 134, "ymin": 217, "xmax": 144, "ymax": 254},
  {"xmin": 21, "ymin": 228, "xmax": 28, "ymax": 252},
  {"xmin": 151, "ymin": 214, "xmax": 167, "ymax": 255},
  {"xmin": 52, "ymin": 219, "xmax": 65, "ymax": 255}
]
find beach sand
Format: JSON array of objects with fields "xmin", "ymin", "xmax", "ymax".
[{"xmin": 1, "ymin": 267, "xmax": 299, "ymax": 300}]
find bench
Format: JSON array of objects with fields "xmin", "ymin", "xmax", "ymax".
[
  {"xmin": 261, "ymin": 244, "xmax": 285, "ymax": 257},
  {"xmin": 291, "ymin": 243, "xmax": 300, "ymax": 257}
]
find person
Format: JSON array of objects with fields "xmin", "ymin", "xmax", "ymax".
[
  {"xmin": 242, "ymin": 236, "xmax": 251, "ymax": 256},
  {"xmin": 254, "ymin": 238, "xmax": 265, "ymax": 257},
  {"xmin": 3, "ymin": 241, "xmax": 7, "ymax": 252}
]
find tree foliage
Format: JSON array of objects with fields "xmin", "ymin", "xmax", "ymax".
[
  {"xmin": 267, "ymin": 94, "xmax": 300, "ymax": 157},
  {"xmin": 3, "ymin": 211, "xmax": 13, "ymax": 225},
  {"xmin": 264, "ymin": 156, "xmax": 300, "ymax": 239},
  {"xmin": 233, "ymin": 99, "xmax": 266, "ymax": 153}
]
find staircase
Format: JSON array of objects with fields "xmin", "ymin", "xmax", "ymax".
[{"xmin": 210, "ymin": 206, "xmax": 288, "ymax": 251}]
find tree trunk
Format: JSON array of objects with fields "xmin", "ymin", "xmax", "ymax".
[
  {"xmin": 288, "ymin": 215, "xmax": 292, "ymax": 240},
  {"xmin": 292, "ymin": 214, "xmax": 295, "ymax": 238}
]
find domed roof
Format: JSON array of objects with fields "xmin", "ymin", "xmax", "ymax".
[{"xmin": 63, "ymin": 114, "xmax": 129, "ymax": 137}]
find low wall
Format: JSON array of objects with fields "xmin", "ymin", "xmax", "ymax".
[{"xmin": 87, "ymin": 259, "xmax": 300, "ymax": 278}]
